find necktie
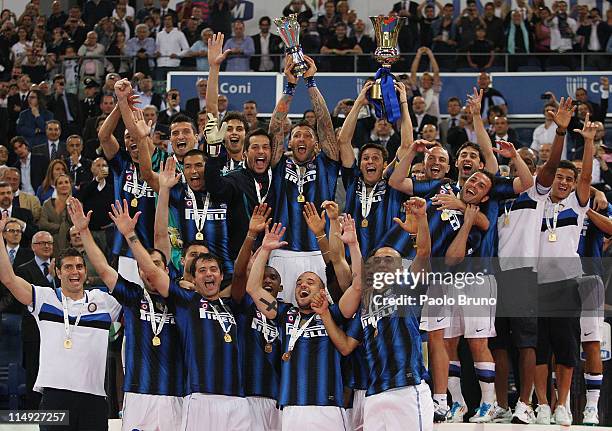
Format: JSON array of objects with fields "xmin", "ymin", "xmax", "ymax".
[
  {"xmin": 21, "ymin": 94, "xmax": 26, "ymax": 104},
  {"xmin": 451, "ymin": 118, "xmax": 457, "ymax": 128},
  {"xmin": 62, "ymin": 94, "xmax": 74, "ymax": 122},
  {"xmin": 51, "ymin": 142, "xmax": 57, "ymax": 160},
  {"xmin": 8, "ymin": 249, "xmax": 15, "ymax": 264},
  {"xmin": 42, "ymin": 262, "xmax": 49, "ymax": 276}
]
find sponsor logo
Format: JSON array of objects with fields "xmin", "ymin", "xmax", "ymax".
[{"xmin": 139, "ymin": 309, "xmax": 176, "ymax": 325}]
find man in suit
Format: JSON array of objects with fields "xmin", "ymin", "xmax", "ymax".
[
  {"xmin": 64, "ymin": 135, "xmax": 92, "ymax": 190},
  {"xmin": 250, "ymin": 16, "xmax": 282, "ymax": 72},
  {"xmin": 10, "ymin": 137, "xmax": 48, "ymax": 195},
  {"xmin": 185, "ymin": 78, "xmax": 207, "ymax": 121},
  {"xmin": 575, "ymin": 79, "xmax": 609, "ymax": 124},
  {"xmin": 15, "ymin": 230, "xmax": 55, "ymax": 410},
  {"xmin": 7, "ymin": 74, "xmax": 31, "ymax": 130},
  {"xmin": 1, "ymin": 168, "xmax": 42, "ymax": 223},
  {"xmin": 0, "ymin": 182, "xmax": 37, "ymax": 246},
  {"xmin": 159, "ymin": 0, "xmax": 178, "ymax": 26},
  {"xmin": 242, "ymin": 100, "xmax": 268, "ymax": 130},
  {"xmin": 134, "ymin": 75, "xmax": 162, "ymax": 111},
  {"xmin": 489, "ymin": 114, "xmax": 521, "ymax": 164},
  {"xmin": 32, "ymin": 120, "xmax": 68, "ymax": 163},
  {"xmin": 411, "ymin": 96, "xmax": 438, "ymax": 140},
  {"xmin": 439, "ymin": 97, "xmax": 463, "ymax": 146},
  {"xmin": 47, "ymin": 74, "xmax": 82, "ymax": 139},
  {"xmin": 370, "ymin": 118, "xmax": 401, "ymax": 162},
  {"xmin": 82, "ymin": 94, "xmax": 124, "ymax": 146}
]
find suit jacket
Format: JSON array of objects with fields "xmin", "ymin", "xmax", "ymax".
[
  {"xmin": 12, "ymin": 153, "xmax": 48, "ymax": 193},
  {"xmin": 0, "ymin": 246, "xmax": 34, "ymax": 314},
  {"xmin": 80, "ymin": 97, "xmax": 102, "ymax": 121},
  {"xmin": 47, "ymin": 92, "xmax": 83, "ymax": 135},
  {"xmin": 489, "ymin": 128, "xmax": 521, "ymax": 164},
  {"xmin": 250, "ymin": 33, "xmax": 283, "ymax": 71},
  {"xmin": 16, "ymin": 109, "xmax": 55, "ymax": 148},
  {"xmin": 15, "ymin": 258, "xmax": 54, "ymax": 343},
  {"xmin": 7, "ymin": 93, "xmax": 29, "ymax": 123},
  {"xmin": 439, "ymin": 117, "xmax": 462, "ymax": 146},
  {"xmin": 411, "ymin": 113, "xmax": 438, "ymax": 139},
  {"xmin": 185, "ymin": 97, "xmax": 206, "ymax": 121},
  {"xmin": 32, "ymin": 140, "xmax": 68, "ymax": 163},
  {"xmin": 577, "ymin": 21, "xmax": 610, "ymax": 52},
  {"xmin": 9, "ymin": 206, "xmax": 37, "ymax": 247},
  {"xmin": 64, "ymin": 156, "xmax": 93, "ymax": 189},
  {"xmin": 14, "ymin": 193, "xmax": 42, "ymax": 224}
]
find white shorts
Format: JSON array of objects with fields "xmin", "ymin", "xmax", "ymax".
[
  {"xmin": 579, "ymin": 275, "xmax": 605, "ymax": 343},
  {"xmin": 419, "ymin": 282, "xmax": 450, "ymax": 332},
  {"xmin": 269, "ymin": 249, "xmax": 327, "ymax": 306},
  {"xmin": 444, "ymin": 274, "xmax": 497, "ymax": 339},
  {"xmin": 363, "ymin": 382, "xmax": 433, "ymax": 431},
  {"xmin": 348, "ymin": 389, "xmax": 366, "ymax": 431},
  {"xmin": 281, "ymin": 405, "xmax": 349, "ymax": 430},
  {"xmin": 180, "ymin": 393, "xmax": 250, "ymax": 431},
  {"xmin": 121, "ymin": 392, "xmax": 182, "ymax": 431},
  {"xmin": 248, "ymin": 396, "xmax": 281, "ymax": 431}
]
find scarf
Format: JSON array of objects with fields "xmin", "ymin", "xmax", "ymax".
[
  {"xmin": 508, "ymin": 21, "xmax": 529, "ymax": 54},
  {"xmin": 557, "ymin": 13, "xmax": 573, "ymax": 39}
]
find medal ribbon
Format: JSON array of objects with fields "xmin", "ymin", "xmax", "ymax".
[
  {"xmin": 260, "ymin": 313, "xmax": 277, "ymax": 344},
  {"xmin": 143, "ymin": 289, "xmax": 168, "ymax": 339},
  {"xmin": 209, "ymin": 299, "xmax": 233, "ymax": 337},
  {"xmin": 62, "ymin": 291, "xmax": 86, "ymax": 343},
  {"xmin": 545, "ymin": 201, "xmax": 560, "ymax": 237},
  {"xmin": 254, "ymin": 168, "xmax": 272, "ymax": 204},
  {"xmin": 130, "ymin": 163, "xmax": 147, "ymax": 199},
  {"xmin": 360, "ymin": 179, "xmax": 379, "ymax": 221},
  {"xmin": 287, "ymin": 312, "xmax": 316, "ymax": 353},
  {"xmin": 187, "ymin": 187, "xmax": 210, "ymax": 237}
]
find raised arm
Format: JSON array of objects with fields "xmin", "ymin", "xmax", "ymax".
[
  {"xmin": 324, "ymin": 201, "xmax": 352, "ymax": 291},
  {"xmin": 303, "ymin": 202, "xmax": 330, "ymax": 263},
  {"xmin": 574, "ymin": 114, "xmax": 596, "ymax": 206},
  {"xmin": 408, "ymin": 198, "xmax": 431, "ymax": 271},
  {"xmin": 67, "ymin": 197, "xmax": 118, "ymax": 290},
  {"xmin": 338, "ymin": 81, "xmax": 373, "ymax": 168},
  {"xmin": 246, "ymin": 223, "xmax": 288, "ymax": 320},
  {"xmin": 206, "ymin": 32, "xmax": 231, "ymax": 119},
  {"xmin": 129, "ymin": 107, "xmax": 159, "ymax": 191},
  {"xmin": 468, "ymin": 87, "xmax": 498, "ymax": 174},
  {"xmin": 312, "ymin": 291, "xmax": 359, "ymax": 356},
  {"xmin": 337, "ymin": 215, "xmax": 362, "ymax": 318},
  {"xmin": 395, "ymin": 81, "xmax": 414, "ymax": 162},
  {"xmin": 109, "ymin": 199, "xmax": 170, "ymax": 297},
  {"xmin": 410, "ymin": 48, "xmax": 424, "ymax": 85},
  {"xmin": 492, "ymin": 140, "xmax": 534, "ymax": 193},
  {"xmin": 426, "ymin": 48, "xmax": 441, "ymax": 85},
  {"xmin": 303, "ymin": 55, "xmax": 339, "ymax": 161},
  {"xmin": 586, "ymin": 208, "xmax": 612, "ymax": 235},
  {"xmin": 98, "ymin": 105, "xmax": 122, "ymax": 160},
  {"xmin": 445, "ymin": 204, "xmax": 479, "ymax": 266},
  {"xmin": 388, "ymin": 139, "xmax": 432, "ymax": 194},
  {"xmin": 231, "ymin": 204, "xmax": 271, "ymax": 303},
  {"xmin": 537, "ymin": 97, "xmax": 575, "ymax": 188},
  {"xmin": 269, "ymin": 56, "xmax": 298, "ymax": 167},
  {"xmin": 154, "ymin": 158, "xmax": 181, "ymax": 260},
  {"xmin": 0, "ymin": 214, "xmax": 33, "ymax": 305}
]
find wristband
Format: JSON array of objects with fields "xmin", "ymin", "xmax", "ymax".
[
  {"xmin": 208, "ymin": 143, "xmax": 221, "ymax": 157},
  {"xmin": 283, "ymin": 82, "xmax": 296, "ymax": 96},
  {"xmin": 555, "ymin": 129, "xmax": 567, "ymax": 136},
  {"xmin": 316, "ymin": 233, "xmax": 326, "ymax": 240},
  {"xmin": 246, "ymin": 234, "xmax": 257, "ymax": 240},
  {"xmin": 305, "ymin": 76, "xmax": 317, "ymax": 88}
]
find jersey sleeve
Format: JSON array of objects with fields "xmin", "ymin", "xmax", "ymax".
[
  {"xmin": 168, "ymin": 279, "xmax": 196, "ymax": 305},
  {"xmin": 341, "ymin": 163, "xmax": 359, "ymax": 191},
  {"xmin": 344, "ymin": 312, "xmax": 363, "ymax": 343},
  {"xmin": 102, "ymin": 291, "xmax": 122, "ymax": 322},
  {"xmin": 329, "ymin": 303, "xmax": 347, "ymax": 326},
  {"xmin": 168, "ymin": 183, "xmax": 184, "ymax": 208},
  {"xmin": 569, "ymin": 191, "xmax": 590, "ymax": 213},
  {"xmin": 490, "ymin": 176, "xmax": 517, "ymax": 201},
  {"xmin": 108, "ymin": 150, "xmax": 128, "ymax": 176},
  {"xmin": 532, "ymin": 177, "xmax": 551, "ymax": 200},
  {"xmin": 28, "ymin": 285, "xmax": 55, "ymax": 316},
  {"xmin": 413, "ymin": 179, "xmax": 444, "ymax": 199},
  {"xmin": 111, "ymin": 275, "xmax": 143, "ymax": 307},
  {"xmin": 466, "ymin": 228, "xmax": 482, "ymax": 256}
]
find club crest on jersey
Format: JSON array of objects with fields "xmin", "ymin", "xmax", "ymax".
[{"xmin": 88, "ymin": 303, "xmax": 97, "ymax": 313}]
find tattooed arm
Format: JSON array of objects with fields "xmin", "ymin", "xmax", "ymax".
[{"xmin": 269, "ymin": 56, "xmax": 298, "ymax": 167}]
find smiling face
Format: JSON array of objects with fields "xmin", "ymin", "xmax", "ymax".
[
  {"xmin": 421, "ymin": 123, "xmax": 437, "ymax": 141},
  {"xmin": 295, "ymin": 271, "xmax": 324, "ymax": 310},
  {"xmin": 246, "ymin": 134, "xmax": 272, "ymax": 174},
  {"xmin": 183, "ymin": 153, "xmax": 205, "ymax": 191},
  {"xmin": 456, "ymin": 146, "xmax": 484, "ymax": 181},
  {"xmin": 424, "ymin": 146, "xmax": 450, "ymax": 180},
  {"xmin": 460, "ymin": 171, "xmax": 492, "ymax": 204},
  {"xmin": 124, "ymin": 130, "xmax": 139, "ymax": 161},
  {"xmin": 223, "ymin": 118, "xmax": 246, "ymax": 156},
  {"xmin": 58, "ymin": 255, "xmax": 87, "ymax": 294},
  {"xmin": 193, "ymin": 257, "xmax": 223, "ymax": 299},
  {"xmin": 263, "ymin": 266, "xmax": 282, "ymax": 297},
  {"xmin": 55, "ymin": 174, "xmax": 72, "ymax": 196},
  {"xmin": 290, "ymin": 125, "xmax": 317, "ymax": 163},
  {"xmin": 551, "ymin": 167, "xmax": 576, "ymax": 201},
  {"xmin": 170, "ymin": 121, "xmax": 197, "ymax": 158},
  {"xmin": 359, "ymin": 147, "xmax": 385, "ymax": 185}
]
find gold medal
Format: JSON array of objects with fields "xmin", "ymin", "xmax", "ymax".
[
  {"xmin": 361, "ymin": 219, "xmax": 369, "ymax": 228},
  {"xmin": 441, "ymin": 210, "xmax": 450, "ymax": 221},
  {"xmin": 195, "ymin": 232, "xmax": 204, "ymax": 241},
  {"xmin": 373, "ymin": 328, "xmax": 379, "ymax": 337},
  {"xmin": 152, "ymin": 336, "xmax": 161, "ymax": 346},
  {"xmin": 224, "ymin": 333, "xmax": 232, "ymax": 343},
  {"xmin": 548, "ymin": 232, "xmax": 557, "ymax": 242},
  {"xmin": 282, "ymin": 351, "xmax": 292, "ymax": 361},
  {"xmin": 297, "ymin": 194, "xmax": 305, "ymax": 203},
  {"xmin": 264, "ymin": 343, "xmax": 272, "ymax": 353},
  {"xmin": 131, "ymin": 198, "xmax": 138, "ymax": 207},
  {"xmin": 504, "ymin": 215, "xmax": 510, "ymax": 226},
  {"xmin": 63, "ymin": 339, "xmax": 72, "ymax": 349}
]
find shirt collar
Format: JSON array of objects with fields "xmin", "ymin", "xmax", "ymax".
[{"xmin": 34, "ymin": 255, "xmax": 51, "ymax": 267}]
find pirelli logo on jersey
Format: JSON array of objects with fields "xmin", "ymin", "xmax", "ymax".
[
  {"xmin": 184, "ymin": 207, "xmax": 227, "ymax": 221},
  {"xmin": 360, "ymin": 303, "xmax": 397, "ymax": 329},
  {"xmin": 198, "ymin": 305, "xmax": 236, "ymax": 325},
  {"xmin": 139, "ymin": 309, "xmax": 176, "ymax": 325},
  {"xmin": 284, "ymin": 162, "xmax": 317, "ymax": 185},
  {"xmin": 252, "ymin": 315, "xmax": 279, "ymax": 338},
  {"xmin": 356, "ymin": 184, "xmax": 387, "ymax": 204},
  {"xmin": 123, "ymin": 174, "xmax": 155, "ymax": 198},
  {"xmin": 285, "ymin": 313, "xmax": 328, "ymax": 338}
]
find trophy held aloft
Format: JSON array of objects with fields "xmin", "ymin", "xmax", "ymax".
[
  {"xmin": 274, "ymin": 14, "xmax": 309, "ymax": 76},
  {"xmin": 369, "ymin": 15, "xmax": 406, "ymax": 123}
]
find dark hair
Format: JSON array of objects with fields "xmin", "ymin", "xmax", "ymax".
[
  {"xmin": 245, "ymin": 128, "xmax": 273, "ymax": 152},
  {"xmin": 302, "ymin": 109, "xmax": 315, "ymax": 118},
  {"xmin": 0, "ymin": 181, "xmax": 10, "ymax": 190},
  {"xmin": 487, "ymin": 105, "xmax": 503, "ymax": 117},
  {"xmin": 147, "ymin": 247, "xmax": 167, "ymax": 266},
  {"xmin": 457, "ymin": 141, "xmax": 485, "ymax": 163},
  {"xmin": 558, "ymin": 160, "xmax": 579, "ymax": 180},
  {"xmin": 10, "ymin": 136, "xmax": 28, "ymax": 149},
  {"xmin": 484, "ymin": 1, "xmax": 494, "ymax": 6},
  {"xmin": 259, "ymin": 16, "xmax": 271, "ymax": 25},
  {"xmin": 27, "ymin": 89, "xmax": 46, "ymax": 109},
  {"xmin": 170, "ymin": 113, "xmax": 197, "ymax": 134},
  {"xmin": 243, "ymin": 99, "xmax": 257, "ymax": 106},
  {"xmin": 447, "ymin": 96, "xmax": 461, "ymax": 105},
  {"xmin": 183, "ymin": 240, "xmax": 209, "ymax": 257},
  {"xmin": 335, "ymin": 21, "xmax": 347, "ymax": 29},
  {"xmin": 358, "ymin": 143, "xmax": 388, "ymax": 164},
  {"xmin": 52, "ymin": 74, "xmax": 65, "ymax": 83},
  {"xmin": 56, "ymin": 247, "xmax": 85, "ymax": 270},
  {"xmin": 221, "ymin": 111, "xmax": 249, "ymax": 132},
  {"xmin": 290, "ymin": 120, "xmax": 318, "ymax": 140},
  {"xmin": 475, "ymin": 169, "xmax": 497, "ymax": 187},
  {"xmin": 183, "ymin": 148, "xmax": 207, "ymax": 161},
  {"xmin": 188, "ymin": 253, "xmax": 223, "ymax": 277}
]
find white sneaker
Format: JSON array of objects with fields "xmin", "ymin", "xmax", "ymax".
[
  {"xmin": 583, "ymin": 406, "xmax": 599, "ymax": 425},
  {"xmin": 491, "ymin": 405, "xmax": 513, "ymax": 423},
  {"xmin": 553, "ymin": 405, "xmax": 572, "ymax": 426},
  {"xmin": 469, "ymin": 402, "xmax": 495, "ymax": 423},
  {"xmin": 512, "ymin": 401, "xmax": 535, "ymax": 424},
  {"xmin": 448, "ymin": 402, "xmax": 468, "ymax": 423},
  {"xmin": 535, "ymin": 404, "xmax": 552, "ymax": 425},
  {"xmin": 433, "ymin": 400, "xmax": 449, "ymax": 423}
]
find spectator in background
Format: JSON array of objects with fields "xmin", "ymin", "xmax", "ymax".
[
  {"xmin": 64, "ymin": 14, "xmax": 87, "ymax": 49},
  {"xmin": 82, "ymin": 0, "xmax": 114, "ymax": 30},
  {"xmin": 417, "ymin": 0, "xmax": 442, "ymax": 48},
  {"xmin": 457, "ymin": 0, "xmax": 485, "ymax": 53},
  {"xmin": 158, "ymin": 88, "xmax": 181, "ymax": 125},
  {"xmin": 134, "ymin": 75, "xmax": 162, "ymax": 110},
  {"xmin": 16, "ymin": 89, "xmax": 53, "ymax": 148},
  {"xmin": 575, "ymin": 77, "xmax": 609, "ymax": 123},
  {"xmin": 189, "ymin": 27, "xmax": 213, "ymax": 71},
  {"xmin": 283, "ymin": 0, "xmax": 313, "ymax": 24},
  {"xmin": 35, "ymin": 159, "xmax": 67, "ymax": 203},
  {"xmin": 317, "ymin": 1, "xmax": 339, "ymax": 44},
  {"xmin": 218, "ymin": 94, "xmax": 229, "ymax": 120},
  {"xmin": 10, "ymin": 137, "xmax": 47, "ymax": 195},
  {"xmin": 47, "ymin": 74, "xmax": 81, "ymax": 138},
  {"xmin": 64, "ymin": 135, "xmax": 92, "ymax": 190},
  {"xmin": 432, "ymin": 3, "xmax": 458, "ymax": 70},
  {"xmin": 410, "ymin": 47, "xmax": 442, "ymax": 118},
  {"xmin": 370, "ymin": 118, "xmax": 401, "ymax": 162},
  {"xmin": 478, "ymin": 71, "xmax": 507, "ymax": 117},
  {"xmin": 490, "ymin": 115, "xmax": 521, "ymax": 163},
  {"xmin": 11, "ymin": 27, "xmax": 31, "ymax": 66},
  {"xmin": 467, "ymin": 26, "xmax": 494, "ymax": 70},
  {"xmin": 352, "ymin": 19, "xmax": 376, "ymax": 71},
  {"xmin": 78, "ymin": 31, "xmax": 106, "ymax": 83},
  {"xmin": 185, "ymin": 78, "xmax": 207, "ymax": 120},
  {"xmin": 301, "ymin": 18, "xmax": 322, "ymax": 55},
  {"xmin": 411, "ymin": 95, "xmax": 438, "ymax": 139},
  {"xmin": 155, "ymin": 14, "xmax": 190, "ymax": 79},
  {"xmin": 242, "ymin": 100, "xmax": 266, "ymax": 130},
  {"xmin": 549, "ymin": 0, "xmax": 577, "ymax": 67},
  {"xmin": 38, "ymin": 173, "xmax": 73, "ymax": 255},
  {"xmin": 47, "ymin": 27, "xmax": 69, "ymax": 59},
  {"xmin": 483, "ymin": 2, "xmax": 505, "ymax": 52},
  {"xmin": 224, "ymin": 20, "xmax": 255, "ymax": 72},
  {"xmin": 493, "ymin": 0, "xmax": 510, "ymax": 19},
  {"xmin": 0, "ymin": 181, "xmax": 37, "ymax": 246},
  {"xmin": 32, "ymin": 120, "xmax": 67, "ymax": 164},
  {"xmin": 0, "ymin": 147, "xmax": 8, "ymax": 167},
  {"xmin": 251, "ymin": 16, "xmax": 282, "ymax": 72},
  {"xmin": 531, "ymin": 102, "xmax": 560, "ymax": 158},
  {"xmin": 68, "ymin": 226, "xmax": 103, "ymax": 287},
  {"xmin": 20, "ymin": 43, "xmax": 48, "ymax": 84},
  {"xmin": 113, "ymin": 3, "xmax": 133, "ymax": 40},
  {"xmin": 47, "ymin": 1, "xmax": 67, "ymax": 32},
  {"xmin": 106, "ymin": 29, "xmax": 130, "ymax": 76},
  {"xmin": 439, "ymin": 96, "xmax": 463, "ymax": 145},
  {"xmin": 534, "ymin": 6, "xmax": 552, "ymax": 54},
  {"xmin": 126, "ymin": 23, "xmax": 156, "ymax": 76},
  {"xmin": 485, "ymin": 104, "xmax": 504, "ymax": 133},
  {"xmin": 113, "ymin": 0, "xmax": 134, "ymax": 21},
  {"xmin": 136, "ymin": 0, "xmax": 154, "ymax": 22},
  {"xmin": 506, "ymin": 9, "xmax": 532, "ymax": 71},
  {"xmin": 181, "ymin": 16, "xmax": 201, "ymax": 52},
  {"xmin": 209, "ymin": 0, "xmax": 234, "ymax": 40},
  {"xmin": 321, "ymin": 22, "xmax": 362, "ymax": 72},
  {"xmin": 1, "ymin": 167, "xmax": 42, "ymax": 223}
]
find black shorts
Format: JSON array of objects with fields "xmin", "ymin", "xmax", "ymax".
[
  {"xmin": 496, "ymin": 267, "xmax": 538, "ymax": 317},
  {"xmin": 535, "ymin": 316, "xmax": 580, "ymax": 367},
  {"xmin": 39, "ymin": 388, "xmax": 108, "ymax": 431},
  {"xmin": 489, "ymin": 316, "xmax": 538, "ymax": 350}
]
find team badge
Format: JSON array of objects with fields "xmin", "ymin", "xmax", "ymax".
[{"xmin": 88, "ymin": 303, "xmax": 97, "ymax": 313}]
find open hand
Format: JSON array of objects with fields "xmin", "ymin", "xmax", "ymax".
[
  {"xmin": 303, "ymin": 201, "xmax": 326, "ymax": 236},
  {"xmin": 249, "ymin": 203, "xmax": 272, "ymax": 236},
  {"xmin": 262, "ymin": 223, "xmax": 288, "ymax": 251},
  {"xmin": 108, "ymin": 199, "xmax": 141, "ymax": 236},
  {"xmin": 66, "ymin": 197, "xmax": 92, "ymax": 232}
]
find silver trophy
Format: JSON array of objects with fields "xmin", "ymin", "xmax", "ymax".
[{"xmin": 274, "ymin": 14, "xmax": 309, "ymax": 75}]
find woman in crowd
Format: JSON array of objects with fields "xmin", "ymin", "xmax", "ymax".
[
  {"xmin": 38, "ymin": 173, "xmax": 73, "ymax": 256},
  {"xmin": 15, "ymin": 89, "xmax": 53, "ymax": 147},
  {"xmin": 36, "ymin": 159, "xmax": 68, "ymax": 203}
]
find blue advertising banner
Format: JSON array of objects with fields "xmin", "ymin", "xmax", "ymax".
[{"xmin": 168, "ymin": 72, "xmax": 612, "ymax": 117}]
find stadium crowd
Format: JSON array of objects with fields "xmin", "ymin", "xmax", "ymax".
[{"xmin": 0, "ymin": 1, "xmax": 610, "ymax": 431}]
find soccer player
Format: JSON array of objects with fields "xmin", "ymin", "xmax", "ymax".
[
  {"xmin": 266, "ymin": 55, "xmax": 342, "ymax": 302},
  {"xmin": 246, "ymin": 219, "xmax": 362, "ymax": 429},
  {"xmin": 338, "ymin": 80, "xmax": 412, "ymax": 257},
  {"xmin": 0, "ymin": 211, "xmax": 121, "ymax": 430},
  {"xmin": 110, "ymin": 198, "xmax": 250, "ymax": 430},
  {"xmin": 533, "ymin": 116, "xmax": 596, "ymax": 426},
  {"xmin": 66, "ymin": 197, "xmax": 184, "ymax": 431}
]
